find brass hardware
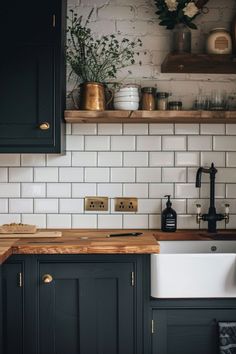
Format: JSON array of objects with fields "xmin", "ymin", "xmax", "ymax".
[
  {"xmin": 52, "ymin": 14, "xmax": 56, "ymax": 28},
  {"xmin": 114, "ymin": 198, "xmax": 138, "ymax": 212},
  {"xmin": 39, "ymin": 122, "xmax": 50, "ymax": 130},
  {"xmin": 84, "ymin": 196, "xmax": 108, "ymax": 211},
  {"xmin": 151, "ymin": 320, "xmax": 155, "ymax": 334},
  {"xmin": 42, "ymin": 274, "xmax": 53, "ymax": 284},
  {"xmin": 18, "ymin": 272, "xmax": 23, "ymax": 288},
  {"xmin": 131, "ymin": 271, "xmax": 135, "ymax": 287}
]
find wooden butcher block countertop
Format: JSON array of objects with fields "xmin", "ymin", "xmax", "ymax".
[
  {"xmin": 0, "ymin": 229, "xmax": 236, "ymax": 264},
  {"xmin": 0, "ymin": 229, "xmax": 160, "ymax": 264}
]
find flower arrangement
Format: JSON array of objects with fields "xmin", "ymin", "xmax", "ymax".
[
  {"xmin": 67, "ymin": 9, "xmax": 143, "ymax": 84},
  {"xmin": 154, "ymin": 0, "xmax": 209, "ymax": 29}
]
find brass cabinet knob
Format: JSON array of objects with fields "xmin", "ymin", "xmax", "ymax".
[
  {"xmin": 39, "ymin": 122, "xmax": 50, "ymax": 130},
  {"xmin": 42, "ymin": 274, "xmax": 53, "ymax": 283}
]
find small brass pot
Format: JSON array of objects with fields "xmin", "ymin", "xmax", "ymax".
[{"xmin": 80, "ymin": 82, "xmax": 113, "ymax": 111}]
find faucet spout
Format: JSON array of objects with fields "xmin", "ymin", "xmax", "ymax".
[{"xmin": 196, "ymin": 167, "xmax": 203, "ymax": 188}]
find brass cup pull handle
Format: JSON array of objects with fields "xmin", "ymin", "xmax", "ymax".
[
  {"xmin": 39, "ymin": 122, "xmax": 50, "ymax": 130},
  {"xmin": 42, "ymin": 274, "xmax": 53, "ymax": 284}
]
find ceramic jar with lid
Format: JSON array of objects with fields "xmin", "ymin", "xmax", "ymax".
[{"xmin": 206, "ymin": 28, "xmax": 232, "ymax": 54}]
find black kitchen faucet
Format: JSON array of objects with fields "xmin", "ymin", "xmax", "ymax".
[{"xmin": 195, "ymin": 162, "xmax": 229, "ymax": 233}]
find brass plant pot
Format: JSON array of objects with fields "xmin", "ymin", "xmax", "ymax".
[{"xmin": 80, "ymin": 82, "xmax": 113, "ymax": 111}]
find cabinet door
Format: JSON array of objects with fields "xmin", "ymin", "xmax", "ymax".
[
  {"xmin": 39, "ymin": 262, "xmax": 135, "ymax": 354},
  {"xmin": 152, "ymin": 308, "xmax": 236, "ymax": 354},
  {"xmin": 2, "ymin": 263, "xmax": 23, "ymax": 354},
  {"xmin": 0, "ymin": 0, "xmax": 65, "ymax": 153}
]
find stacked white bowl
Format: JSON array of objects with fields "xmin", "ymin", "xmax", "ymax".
[{"xmin": 114, "ymin": 86, "xmax": 139, "ymax": 110}]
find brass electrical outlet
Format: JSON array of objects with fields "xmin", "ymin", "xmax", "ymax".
[
  {"xmin": 85, "ymin": 197, "xmax": 108, "ymax": 211},
  {"xmin": 114, "ymin": 198, "xmax": 138, "ymax": 212}
]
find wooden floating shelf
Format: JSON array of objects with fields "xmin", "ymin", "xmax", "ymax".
[
  {"xmin": 161, "ymin": 53, "xmax": 236, "ymax": 74},
  {"xmin": 65, "ymin": 110, "xmax": 236, "ymax": 124}
]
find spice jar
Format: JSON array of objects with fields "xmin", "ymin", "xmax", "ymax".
[
  {"xmin": 206, "ymin": 28, "xmax": 232, "ymax": 54},
  {"xmin": 156, "ymin": 92, "xmax": 169, "ymax": 110},
  {"xmin": 168, "ymin": 101, "xmax": 182, "ymax": 110},
  {"xmin": 141, "ymin": 87, "xmax": 156, "ymax": 110}
]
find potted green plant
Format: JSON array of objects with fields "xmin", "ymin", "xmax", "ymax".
[
  {"xmin": 67, "ymin": 9, "xmax": 143, "ymax": 110},
  {"xmin": 153, "ymin": 0, "xmax": 209, "ymax": 53}
]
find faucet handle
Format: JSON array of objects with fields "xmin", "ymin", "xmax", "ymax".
[
  {"xmin": 196, "ymin": 203, "xmax": 202, "ymax": 225},
  {"xmin": 224, "ymin": 203, "xmax": 230, "ymax": 224}
]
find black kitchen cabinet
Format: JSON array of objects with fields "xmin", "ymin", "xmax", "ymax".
[
  {"xmin": 2, "ymin": 254, "xmax": 144, "ymax": 354},
  {"xmin": 0, "ymin": 0, "xmax": 66, "ymax": 153},
  {"xmin": 151, "ymin": 302, "xmax": 236, "ymax": 354}
]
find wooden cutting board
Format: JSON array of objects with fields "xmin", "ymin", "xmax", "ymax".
[{"xmin": 0, "ymin": 231, "xmax": 62, "ymax": 239}]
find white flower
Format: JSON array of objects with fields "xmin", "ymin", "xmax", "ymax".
[
  {"xmin": 183, "ymin": 2, "xmax": 199, "ymax": 18},
  {"xmin": 165, "ymin": 0, "xmax": 178, "ymax": 12}
]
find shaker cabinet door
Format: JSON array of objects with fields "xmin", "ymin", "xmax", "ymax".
[{"xmin": 39, "ymin": 262, "xmax": 135, "ymax": 354}]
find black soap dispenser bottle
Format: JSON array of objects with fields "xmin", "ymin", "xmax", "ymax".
[{"xmin": 161, "ymin": 195, "xmax": 177, "ymax": 232}]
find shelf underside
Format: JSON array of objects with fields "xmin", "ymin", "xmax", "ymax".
[{"xmin": 65, "ymin": 110, "xmax": 236, "ymax": 124}]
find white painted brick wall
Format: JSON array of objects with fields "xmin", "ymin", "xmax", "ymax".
[{"xmin": 0, "ymin": 0, "xmax": 236, "ymax": 229}]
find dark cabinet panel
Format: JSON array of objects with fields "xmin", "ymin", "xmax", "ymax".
[
  {"xmin": 152, "ymin": 307, "xmax": 236, "ymax": 354},
  {"xmin": 2, "ymin": 263, "xmax": 23, "ymax": 354},
  {"xmin": 39, "ymin": 262, "xmax": 135, "ymax": 354},
  {"xmin": 0, "ymin": 0, "xmax": 65, "ymax": 153}
]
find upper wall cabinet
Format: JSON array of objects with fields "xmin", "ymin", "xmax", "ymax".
[{"xmin": 0, "ymin": 0, "xmax": 66, "ymax": 153}]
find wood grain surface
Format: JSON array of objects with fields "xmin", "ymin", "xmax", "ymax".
[{"xmin": 0, "ymin": 231, "xmax": 62, "ymax": 239}]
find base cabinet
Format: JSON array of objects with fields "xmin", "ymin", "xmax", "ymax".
[{"xmin": 151, "ymin": 306, "xmax": 236, "ymax": 354}]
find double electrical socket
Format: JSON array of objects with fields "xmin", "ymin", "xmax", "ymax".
[{"xmin": 84, "ymin": 197, "xmax": 138, "ymax": 212}]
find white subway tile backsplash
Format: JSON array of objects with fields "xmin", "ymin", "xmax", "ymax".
[
  {"xmin": 227, "ymin": 153, "xmax": 236, "ymax": 167},
  {"xmin": 162, "ymin": 199, "xmax": 186, "ymax": 214},
  {"xmin": 201, "ymin": 152, "xmax": 225, "ymax": 167},
  {"xmin": 175, "ymin": 124, "xmax": 199, "ymax": 135},
  {"xmin": 98, "ymin": 215, "xmax": 122, "ymax": 228},
  {"xmin": 0, "ymin": 154, "xmax": 20, "ymax": 166},
  {"xmin": 162, "ymin": 136, "xmax": 186, "ymax": 151},
  {"xmin": 9, "ymin": 199, "xmax": 33, "ymax": 213},
  {"xmin": 85, "ymin": 168, "xmax": 109, "ymax": 182},
  {"xmin": 162, "ymin": 168, "xmax": 186, "ymax": 183},
  {"xmin": 59, "ymin": 199, "xmax": 83, "ymax": 213},
  {"xmin": 72, "ymin": 183, "xmax": 96, "ymax": 198},
  {"xmin": 226, "ymin": 124, "xmax": 236, "ymax": 135},
  {"xmin": 124, "ymin": 152, "xmax": 148, "ymax": 166},
  {"xmin": 72, "ymin": 124, "xmax": 97, "ymax": 135},
  {"xmin": 21, "ymin": 154, "xmax": 46, "ymax": 166},
  {"xmin": 226, "ymin": 184, "xmax": 236, "ymax": 198},
  {"xmin": 47, "ymin": 153, "xmax": 72, "ymax": 166},
  {"xmin": 123, "ymin": 183, "xmax": 148, "ymax": 198},
  {"xmin": 0, "ymin": 168, "xmax": 8, "ymax": 182},
  {"xmin": 47, "ymin": 183, "xmax": 71, "ymax": 198},
  {"xmin": 175, "ymin": 184, "xmax": 199, "ymax": 198},
  {"xmin": 149, "ymin": 152, "xmax": 174, "ymax": 166},
  {"xmin": 0, "ymin": 199, "xmax": 8, "ymax": 213},
  {"xmin": 200, "ymin": 183, "xmax": 225, "ymax": 199},
  {"xmin": 137, "ymin": 136, "xmax": 161, "ymax": 151},
  {"xmin": 47, "ymin": 214, "xmax": 72, "ymax": 228},
  {"xmin": 137, "ymin": 168, "xmax": 161, "ymax": 182},
  {"xmin": 98, "ymin": 124, "xmax": 122, "ymax": 135},
  {"xmin": 111, "ymin": 136, "xmax": 135, "ymax": 151},
  {"xmin": 34, "ymin": 168, "xmax": 58, "ymax": 182},
  {"xmin": 200, "ymin": 124, "xmax": 225, "ymax": 135},
  {"xmin": 98, "ymin": 184, "xmax": 122, "ymax": 198},
  {"xmin": 66, "ymin": 136, "xmax": 84, "ymax": 151},
  {"xmin": 111, "ymin": 168, "xmax": 135, "ymax": 182},
  {"xmin": 149, "ymin": 124, "xmax": 174, "ymax": 135},
  {"xmin": 9, "ymin": 168, "xmax": 33, "ymax": 182},
  {"xmin": 123, "ymin": 214, "xmax": 148, "ymax": 229},
  {"xmin": 59, "ymin": 167, "xmax": 83, "ymax": 182},
  {"xmin": 21, "ymin": 183, "xmax": 46, "ymax": 198},
  {"xmin": 0, "ymin": 214, "xmax": 21, "ymax": 224},
  {"xmin": 72, "ymin": 152, "xmax": 97, "ymax": 167},
  {"xmin": 123, "ymin": 124, "xmax": 148, "ymax": 135},
  {"xmin": 98, "ymin": 152, "xmax": 122, "ymax": 166},
  {"xmin": 177, "ymin": 215, "xmax": 198, "ymax": 229},
  {"xmin": 149, "ymin": 183, "xmax": 174, "ymax": 198},
  {"xmin": 188, "ymin": 136, "xmax": 212, "ymax": 151},
  {"xmin": 138, "ymin": 199, "xmax": 161, "ymax": 214},
  {"xmin": 72, "ymin": 214, "xmax": 97, "ymax": 228},
  {"xmin": 22, "ymin": 214, "xmax": 46, "ymax": 228},
  {"xmin": 175, "ymin": 152, "xmax": 199, "ymax": 167},
  {"xmin": 214, "ymin": 136, "xmax": 236, "ymax": 151},
  {"xmin": 34, "ymin": 199, "xmax": 58, "ymax": 213},
  {"xmin": 85, "ymin": 136, "xmax": 110, "ymax": 151},
  {"xmin": 149, "ymin": 214, "xmax": 161, "ymax": 229},
  {"xmin": 0, "ymin": 183, "xmax": 20, "ymax": 198},
  {"xmin": 217, "ymin": 168, "xmax": 236, "ymax": 183}
]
